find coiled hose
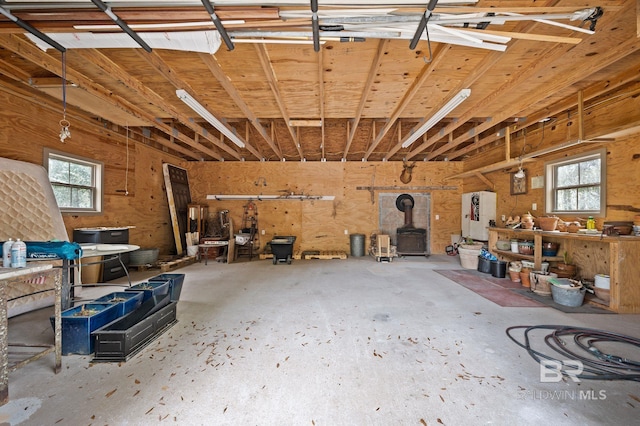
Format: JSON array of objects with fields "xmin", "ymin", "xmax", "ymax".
[{"xmin": 506, "ymin": 325, "xmax": 640, "ymax": 381}]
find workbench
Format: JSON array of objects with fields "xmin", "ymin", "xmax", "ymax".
[
  {"xmin": 0, "ymin": 264, "xmax": 61, "ymax": 406},
  {"xmin": 488, "ymin": 227, "xmax": 640, "ymax": 313}
]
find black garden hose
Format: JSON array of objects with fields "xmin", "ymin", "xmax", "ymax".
[{"xmin": 506, "ymin": 325, "xmax": 640, "ymax": 381}]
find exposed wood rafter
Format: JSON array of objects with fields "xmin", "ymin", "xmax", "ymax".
[
  {"xmin": 343, "ymin": 39, "xmax": 389, "ymax": 160},
  {"xmin": 0, "ymin": 34, "xmax": 214, "ymax": 160},
  {"xmin": 366, "ymin": 43, "xmax": 449, "ymax": 161},
  {"xmin": 74, "ymin": 49, "xmax": 238, "ymax": 160},
  {"xmin": 254, "ymin": 44, "xmax": 303, "ymax": 160},
  {"xmin": 199, "ymin": 53, "xmax": 281, "ymax": 160}
]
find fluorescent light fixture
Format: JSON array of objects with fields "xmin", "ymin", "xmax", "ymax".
[
  {"xmin": 176, "ymin": 89, "xmax": 245, "ymax": 148},
  {"xmin": 401, "ymin": 88, "xmax": 471, "ymax": 148}
]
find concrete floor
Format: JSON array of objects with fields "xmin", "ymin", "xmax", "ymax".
[{"xmin": 2, "ymin": 255, "xmax": 639, "ymax": 425}]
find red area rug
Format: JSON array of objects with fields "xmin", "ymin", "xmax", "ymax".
[
  {"xmin": 435, "ymin": 269, "xmax": 543, "ymax": 307},
  {"xmin": 435, "ymin": 269, "xmax": 613, "ymax": 313}
]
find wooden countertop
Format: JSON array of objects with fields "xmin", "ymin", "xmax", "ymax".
[{"xmin": 489, "ymin": 227, "xmax": 640, "ymax": 242}]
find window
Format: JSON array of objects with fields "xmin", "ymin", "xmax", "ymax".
[
  {"xmin": 545, "ymin": 149, "xmax": 606, "ymax": 215},
  {"xmin": 44, "ymin": 149, "xmax": 103, "ymax": 214}
]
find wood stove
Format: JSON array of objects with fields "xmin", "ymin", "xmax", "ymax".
[{"xmin": 395, "ymin": 194, "xmax": 429, "ymax": 257}]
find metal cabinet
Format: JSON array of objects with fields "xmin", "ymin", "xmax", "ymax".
[{"xmin": 73, "ymin": 228, "xmax": 130, "ymax": 282}]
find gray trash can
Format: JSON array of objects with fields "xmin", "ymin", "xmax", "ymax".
[{"xmin": 350, "ymin": 233, "xmax": 365, "ymax": 257}]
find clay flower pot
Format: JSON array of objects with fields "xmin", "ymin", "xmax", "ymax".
[{"xmin": 537, "ymin": 216, "xmax": 559, "ymax": 231}]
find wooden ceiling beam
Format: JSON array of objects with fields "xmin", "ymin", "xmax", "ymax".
[
  {"xmin": 0, "ymin": 74, "xmax": 201, "ymax": 160},
  {"xmin": 365, "ymin": 43, "xmax": 449, "ymax": 161},
  {"xmin": 199, "ymin": 53, "xmax": 281, "ymax": 160},
  {"xmin": 406, "ymin": 2, "xmax": 568, "ymax": 160},
  {"xmin": 0, "ymin": 34, "xmax": 216, "ymax": 160},
  {"xmin": 447, "ymin": 128, "xmax": 505, "ymax": 161},
  {"xmin": 417, "ymin": 5, "xmax": 640, "ymax": 161},
  {"xmin": 0, "ymin": 58, "xmax": 32, "ymax": 81},
  {"xmin": 448, "ymin": 59, "xmax": 640, "ymax": 162},
  {"xmin": 344, "ymin": 39, "xmax": 388, "ymax": 160},
  {"xmin": 4, "ymin": 6, "xmax": 280, "ymax": 23},
  {"xmin": 427, "ymin": 30, "xmax": 640, "ymax": 161},
  {"xmin": 136, "ymin": 49, "xmax": 262, "ymax": 160},
  {"xmin": 254, "ymin": 44, "xmax": 303, "ymax": 159},
  {"xmin": 74, "ymin": 49, "xmax": 238, "ymax": 160},
  {"xmin": 404, "ymin": 48, "xmax": 506, "ymax": 160},
  {"xmin": 462, "ymin": 28, "xmax": 582, "ymax": 45}
]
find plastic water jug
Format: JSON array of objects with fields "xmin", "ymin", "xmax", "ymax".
[
  {"xmin": 2, "ymin": 238, "xmax": 13, "ymax": 267},
  {"xmin": 11, "ymin": 239, "xmax": 27, "ymax": 268}
]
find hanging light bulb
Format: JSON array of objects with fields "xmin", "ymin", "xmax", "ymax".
[{"xmin": 514, "ymin": 164, "xmax": 526, "ymax": 179}]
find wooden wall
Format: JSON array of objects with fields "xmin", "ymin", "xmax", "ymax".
[
  {"xmin": 3, "ymin": 80, "xmax": 638, "ymax": 258},
  {"xmin": 187, "ymin": 161, "xmax": 464, "ymax": 254},
  {"xmin": 462, "ymin": 82, "xmax": 640, "ymax": 226},
  {"xmin": 463, "ymin": 134, "xmax": 640, "ymax": 226},
  {"xmin": 0, "ymin": 89, "xmax": 179, "ymax": 255}
]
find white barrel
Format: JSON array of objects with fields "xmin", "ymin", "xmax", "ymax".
[{"xmin": 10, "ymin": 239, "xmax": 27, "ymax": 268}]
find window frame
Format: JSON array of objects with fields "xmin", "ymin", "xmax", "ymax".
[
  {"xmin": 544, "ymin": 148, "xmax": 606, "ymax": 216},
  {"xmin": 44, "ymin": 148, "xmax": 104, "ymax": 215}
]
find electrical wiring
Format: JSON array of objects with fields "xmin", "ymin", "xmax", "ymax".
[{"xmin": 506, "ymin": 325, "xmax": 640, "ymax": 381}]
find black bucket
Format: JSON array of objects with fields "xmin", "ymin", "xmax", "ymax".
[
  {"xmin": 490, "ymin": 260, "xmax": 507, "ymax": 278},
  {"xmin": 477, "ymin": 256, "xmax": 491, "ymax": 273}
]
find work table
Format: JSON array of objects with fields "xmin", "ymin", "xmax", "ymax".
[{"xmin": 488, "ymin": 227, "xmax": 640, "ymax": 313}]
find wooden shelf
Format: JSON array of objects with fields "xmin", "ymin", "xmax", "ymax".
[
  {"xmin": 489, "ymin": 227, "xmax": 640, "ymax": 242},
  {"xmin": 493, "ymin": 249, "xmax": 563, "ymax": 263},
  {"xmin": 488, "ymin": 227, "xmax": 640, "ymax": 313}
]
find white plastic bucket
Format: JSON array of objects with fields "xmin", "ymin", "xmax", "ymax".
[
  {"xmin": 186, "ymin": 245, "xmax": 198, "ymax": 256},
  {"xmin": 594, "ymin": 274, "xmax": 610, "ymax": 289}
]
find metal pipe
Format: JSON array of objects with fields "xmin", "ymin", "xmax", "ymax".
[
  {"xmin": 201, "ymin": 0, "xmax": 235, "ymax": 50},
  {"xmin": 90, "ymin": 0, "xmax": 152, "ymax": 52},
  {"xmin": 311, "ymin": 0, "xmax": 320, "ymax": 52},
  {"xmin": 0, "ymin": 6, "xmax": 66, "ymax": 52}
]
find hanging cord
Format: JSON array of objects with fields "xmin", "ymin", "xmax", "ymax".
[
  {"xmin": 422, "ymin": 24, "xmax": 433, "ymax": 64},
  {"xmin": 59, "ymin": 51, "xmax": 71, "ymax": 142},
  {"xmin": 506, "ymin": 325, "xmax": 640, "ymax": 381},
  {"xmin": 124, "ymin": 124, "xmax": 130, "ymax": 196}
]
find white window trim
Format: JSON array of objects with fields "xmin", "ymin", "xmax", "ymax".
[
  {"xmin": 44, "ymin": 148, "xmax": 104, "ymax": 215},
  {"xmin": 544, "ymin": 148, "xmax": 606, "ymax": 216}
]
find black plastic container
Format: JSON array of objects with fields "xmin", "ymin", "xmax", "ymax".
[
  {"xmin": 477, "ymin": 256, "xmax": 491, "ymax": 273},
  {"xmin": 270, "ymin": 236, "xmax": 296, "ymax": 264},
  {"xmin": 490, "ymin": 260, "xmax": 507, "ymax": 278},
  {"xmin": 92, "ymin": 295, "xmax": 177, "ymax": 362}
]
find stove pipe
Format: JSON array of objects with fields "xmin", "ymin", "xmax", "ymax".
[{"xmin": 402, "ymin": 198, "xmax": 414, "ymax": 228}]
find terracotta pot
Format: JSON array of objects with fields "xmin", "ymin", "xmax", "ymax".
[
  {"xmin": 520, "ymin": 270, "xmax": 531, "ymax": 287},
  {"xmin": 538, "ymin": 216, "xmax": 559, "ymax": 231},
  {"xmin": 509, "ymin": 270, "xmax": 521, "ymax": 283},
  {"xmin": 567, "ymin": 222, "xmax": 582, "ymax": 233}
]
